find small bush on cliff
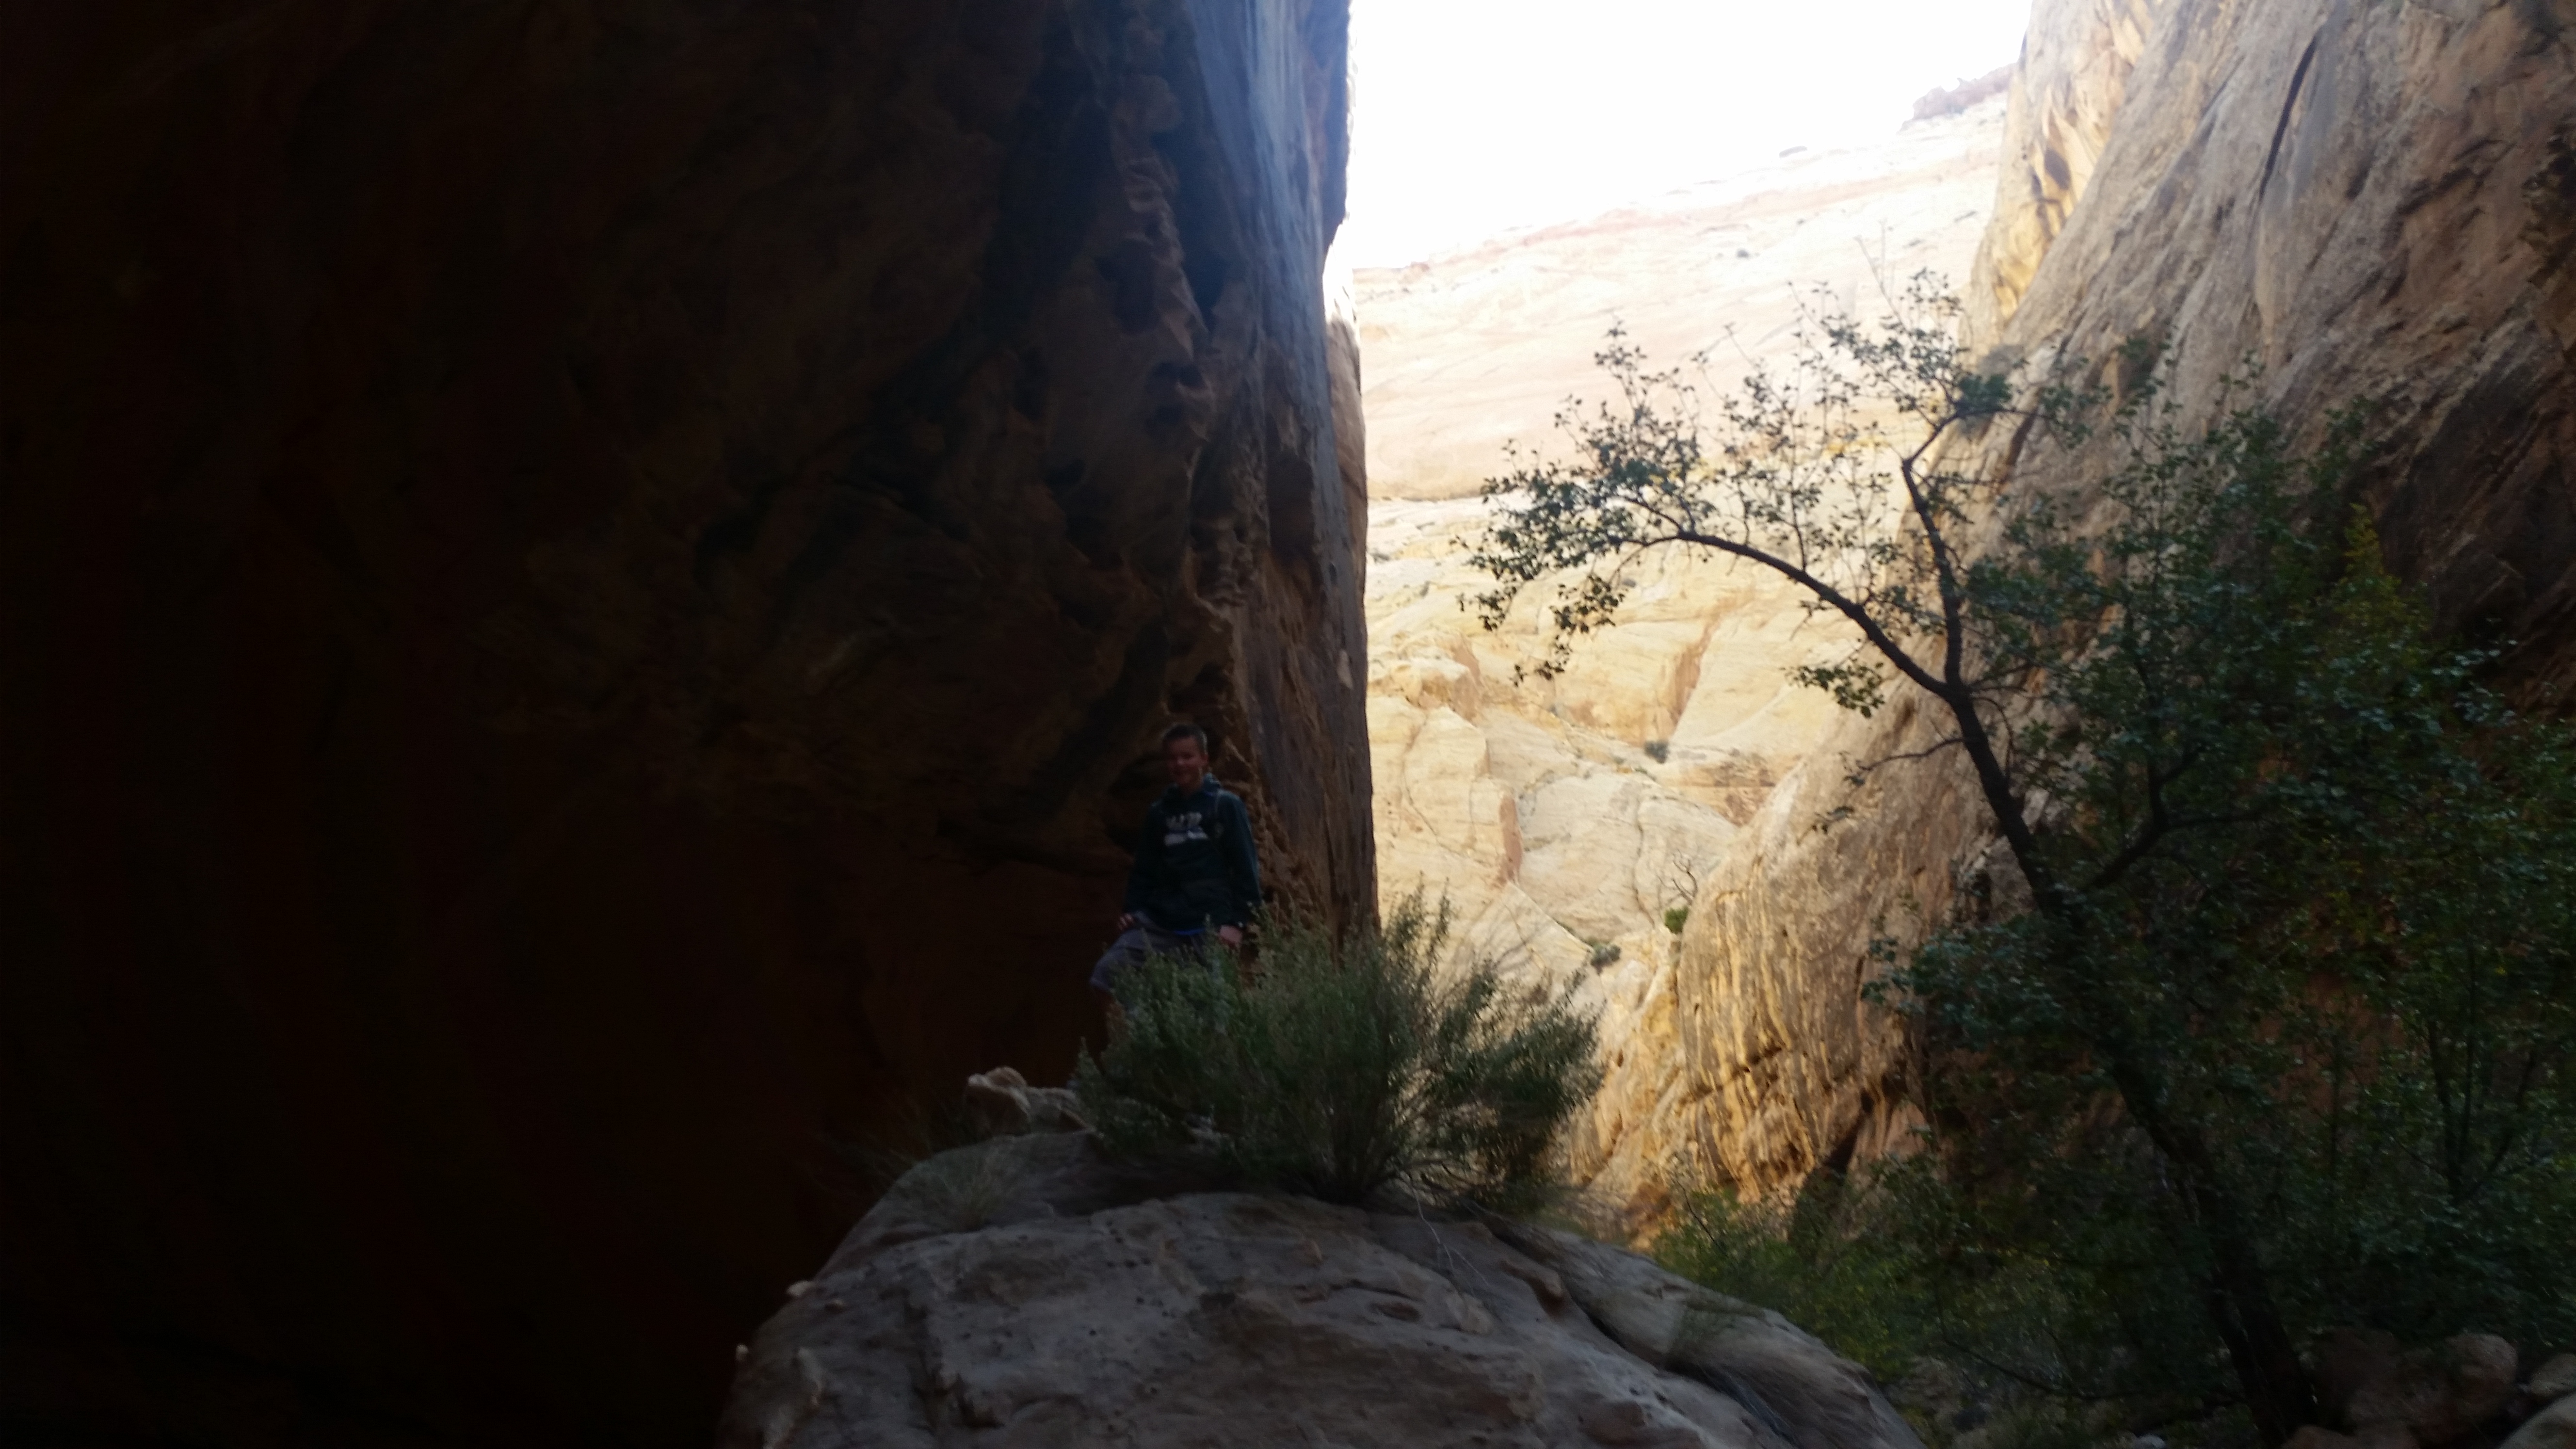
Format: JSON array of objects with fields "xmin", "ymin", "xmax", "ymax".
[
  {"xmin": 1074, "ymin": 897, "xmax": 1601, "ymax": 1209},
  {"xmin": 1480, "ymin": 274, "xmax": 2576, "ymax": 1444}
]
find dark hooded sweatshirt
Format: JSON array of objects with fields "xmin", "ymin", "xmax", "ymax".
[{"xmin": 1123, "ymin": 775, "xmax": 1261, "ymax": 932}]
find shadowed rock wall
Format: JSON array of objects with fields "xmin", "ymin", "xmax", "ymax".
[
  {"xmin": 0, "ymin": 2, "xmax": 1367, "ymax": 1443},
  {"xmin": 1581, "ymin": 0, "xmax": 2576, "ymax": 1219}
]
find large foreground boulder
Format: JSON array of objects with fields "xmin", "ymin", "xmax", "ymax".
[{"xmin": 719, "ymin": 1131, "xmax": 1920, "ymax": 1449}]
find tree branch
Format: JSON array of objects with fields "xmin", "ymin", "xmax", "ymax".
[{"xmin": 1662, "ymin": 528, "xmax": 1946, "ymax": 700}]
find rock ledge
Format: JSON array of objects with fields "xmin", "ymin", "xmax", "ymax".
[{"xmin": 718, "ymin": 1130, "xmax": 1919, "ymax": 1449}]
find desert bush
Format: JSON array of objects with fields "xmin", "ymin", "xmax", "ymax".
[
  {"xmin": 1074, "ymin": 896, "xmax": 1600, "ymax": 1209},
  {"xmin": 1658, "ymin": 1175, "xmax": 1928, "ymax": 1384},
  {"xmin": 1662, "ymin": 1163, "xmax": 2253, "ymax": 1449}
]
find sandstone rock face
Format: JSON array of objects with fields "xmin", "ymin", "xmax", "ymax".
[
  {"xmin": 1352, "ymin": 106, "xmax": 2012, "ymax": 1214},
  {"xmin": 1585, "ymin": 0, "xmax": 2576, "ymax": 1216},
  {"xmin": 1965, "ymin": 0, "xmax": 2171, "ymax": 335},
  {"xmin": 0, "ymin": 3, "xmax": 1364, "ymax": 1444},
  {"xmin": 1983, "ymin": 0, "xmax": 2576, "ymax": 680},
  {"xmin": 717, "ymin": 1129, "xmax": 1922, "ymax": 1449}
]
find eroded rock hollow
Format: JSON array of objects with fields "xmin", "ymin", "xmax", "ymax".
[{"xmin": 0, "ymin": 3, "xmax": 1368, "ymax": 1443}]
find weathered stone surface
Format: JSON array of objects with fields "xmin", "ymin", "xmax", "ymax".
[
  {"xmin": 1986, "ymin": 0, "xmax": 2576, "ymax": 678},
  {"xmin": 2360, "ymin": 1336, "xmax": 2519, "ymax": 1446},
  {"xmin": 2532, "ymin": 1354, "xmax": 2576, "ymax": 1405},
  {"xmin": 2505, "ymin": 1396, "xmax": 2576, "ymax": 1449},
  {"xmin": 1965, "ymin": 0, "xmax": 2170, "ymax": 336},
  {"xmin": 0, "ymin": 2, "xmax": 1364, "ymax": 1443},
  {"xmin": 1578, "ymin": 700, "xmax": 1969, "ymax": 1210},
  {"xmin": 963, "ymin": 1067, "xmax": 1092, "ymax": 1138},
  {"xmin": 716, "ymin": 1130, "xmax": 1923, "ymax": 1449},
  {"xmin": 1584, "ymin": 0, "xmax": 2576, "ymax": 1217},
  {"xmin": 1493, "ymin": 1223, "xmax": 1926, "ymax": 1449}
]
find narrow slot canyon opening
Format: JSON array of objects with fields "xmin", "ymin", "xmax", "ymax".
[{"xmin": 1339, "ymin": 0, "xmax": 2031, "ymax": 1212}]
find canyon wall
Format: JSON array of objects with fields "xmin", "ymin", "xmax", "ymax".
[
  {"xmin": 0, "ymin": 3, "xmax": 1366, "ymax": 1444},
  {"xmin": 1582, "ymin": 0, "xmax": 2576, "ymax": 1219}
]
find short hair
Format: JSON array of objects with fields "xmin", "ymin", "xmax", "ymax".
[{"xmin": 1160, "ymin": 721, "xmax": 1209, "ymax": 754}]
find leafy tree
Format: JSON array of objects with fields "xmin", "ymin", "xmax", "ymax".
[{"xmin": 1473, "ymin": 277, "xmax": 2576, "ymax": 1444}]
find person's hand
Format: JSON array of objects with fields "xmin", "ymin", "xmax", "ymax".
[
  {"xmin": 1216, "ymin": 924, "xmax": 1244, "ymax": 949},
  {"xmin": 1117, "ymin": 913, "xmax": 1138, "ymax": 932}
]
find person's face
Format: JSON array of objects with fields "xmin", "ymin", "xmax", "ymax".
[{"xmin": 1164, "ymin": 736, "xmax": 1208, "ymax": 791}]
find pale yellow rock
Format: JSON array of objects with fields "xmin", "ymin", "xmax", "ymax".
[
  {"xmin": 1965, "ymin": 0, "xmax": 2171, "ymax": 336},
  {"xmin": 1361, "ymin": 105, "xmax": 2012, "ymax": 504},
  {"xmin": 1358, "ymin": 109, "xmax": 2012, "ymax": 1183}
]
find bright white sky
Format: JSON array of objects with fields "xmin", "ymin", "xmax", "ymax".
[{"xmin": 1339, "ymin": 0, "xmax": 2036, "ymax": 268}]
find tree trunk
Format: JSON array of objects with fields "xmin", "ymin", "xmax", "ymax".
[{"xmin": 1952, "ymin": 694, "xmax": 2318, "ymax": 1445}]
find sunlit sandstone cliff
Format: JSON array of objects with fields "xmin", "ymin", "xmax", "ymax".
[
  {"xmin": 1582, "ymin": 0, "xmax": 2576, "ymax": 1222},
  {"xmin": 1355, "ymin": 102, "xmax": 2011, "ymax": 1208},
  {"xmin": 0, "ymin": 4, "xmax": 1365, "ymax": 1444}
]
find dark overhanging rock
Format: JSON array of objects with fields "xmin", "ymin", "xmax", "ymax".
[{"xmin": 0, "ymin": 2, "xmax": 1368, "ymax": 1444}]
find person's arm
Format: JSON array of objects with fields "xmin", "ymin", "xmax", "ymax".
[{"xmin": 1219, "ymin": 793, "xmax": 1262, "ymax": 929}]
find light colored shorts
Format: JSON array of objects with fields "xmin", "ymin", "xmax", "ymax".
[{"xmin": 1088, "ymin": 921, "xmax": 1214, "ymax": 996}]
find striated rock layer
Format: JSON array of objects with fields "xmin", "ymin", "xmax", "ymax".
[
  {"xmin": 1587, "ymin": 0, "xmax": 2576, "ymax": 1218},
  {"xmin": 0, "ymin": 3, "xmax": 1367, "ymax": 1444}
]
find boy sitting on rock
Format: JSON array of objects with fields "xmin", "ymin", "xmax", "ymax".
[{"xmin": 1089, "ymin": 723, "xmax": 1261, "ymax": 1001}]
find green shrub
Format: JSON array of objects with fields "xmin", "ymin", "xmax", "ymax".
[
  {"xmin": 1661, "ymin": 1165, "xmax": 2256, "ymax": 1449},
  {"xmin": 1074, "ymin": 896, "xmax": 1601, "ymax": 1209},
  {"xmin": 1650, "ymin": 485, "xmax": 2576, "ymax": 1442},
  {"xmin": 1658, "ymin": 1177, "xmax": 1922, "ymax": 1382},
  {"xmin": 1663, "ymin": 906, "xmax": 1690, "ymax": 935}
]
